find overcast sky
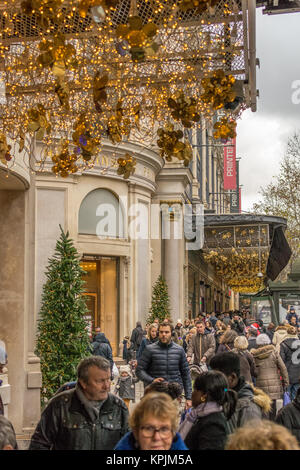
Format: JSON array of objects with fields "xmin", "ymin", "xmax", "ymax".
[{"xmin": 237, "ymin": 8, "xmax": 300, "ymax": 212}]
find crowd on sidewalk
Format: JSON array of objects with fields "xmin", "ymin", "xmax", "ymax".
[{"xmin": 1, "ymin": 307, "xmax": 300, "ymax": 451}]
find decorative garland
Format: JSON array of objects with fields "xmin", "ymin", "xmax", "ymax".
[
  {"xmin": 213, "ymin": 117, "xmax": 237, "ymax": 140},
  {"xmin": 51, "ymin": 141, "xmax": 78, "ymax": 177},
  {"xmin": 201, "ymin": 70, "xmax": 236, "ymax": 111},
  {"xmin": 0, "ymin": 134, "xmax": 12, "ymax": 164},
  {"xmin": 167, "ymin": 91, "xmax": 200, "ymax": 128},
  {"xmin": 157, "ymin": 123, "xmax": 192, "ymax": 166},
  {"xmin": 26, "ymin": 104, "xmax": 52, "ymax": 141},
  {"xmin": 117, "ymin": 153, "xmax": 136, "ymax": 179},
  {"xmin": 116, "ymin": 16, "xmax": 159, "ymax": 62}
]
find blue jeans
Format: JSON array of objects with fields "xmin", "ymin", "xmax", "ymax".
[{"xmin": 288, "ymin": 383, "xmax": 300, "ymax": 401}]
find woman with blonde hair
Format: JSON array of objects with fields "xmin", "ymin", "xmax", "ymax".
[
  {"xmin": 183, "ymin": 327, "xmax": 197, "ymax": 353},
  {"xmin": 214, "ymin": 320, "xmax": 227, "ymax": 348},
  {"xmin": 217, "ymin": 329, "xmax": 238, "ymax": 353},
  {"xmin": 114, "ymin": 392, "xmax": 187, "ymax": 450},
  {"xmin": 225, "ymin": 419, "xmax": 299, "ymax": 450},
  {"xmin": 233, "ymin": 336, "xmax": 257, "ymax": 384},
  {"xmin": 137, "ymin": 323, "xmax": 158, "ymax": 359}
]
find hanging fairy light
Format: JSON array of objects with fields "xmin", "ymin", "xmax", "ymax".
[{"xmin": 0, "ymin": 0, "xmax": 249, "ymax": 176}]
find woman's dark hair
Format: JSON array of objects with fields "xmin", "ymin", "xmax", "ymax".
[
  {"xmin": 167, "ymin": 382, "xmax": 183, "ymax": 400},
  {"xmin": 144, "ymin": 381, "xmax": 169, "ymax": 395},
  {"xmin": 210, "ymin": 351, "xmax": 241, "ymax": 378},
  {"xmin": 193, "ymin": 370, "xmax": 237, "ymax": 420},
  {"xmin": 144, "ymin": 381, "xmax": 183, "ymax": 400}
]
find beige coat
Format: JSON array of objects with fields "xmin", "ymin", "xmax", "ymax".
[
  {"xmin": 272, "ymin": 326, "xmax": 290, "ymax": 351},
  {"xmin": 251, "ymin": 344, "xmax": 289, "ymax": 400},
  {"xmin": 187, "ymin": 332, "xmax": 216, "ymax": 364}
]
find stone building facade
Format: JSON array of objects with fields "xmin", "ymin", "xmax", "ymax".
[{"xmin": 0, "ymin": 131, "xmax": 236, "ymax": 436}]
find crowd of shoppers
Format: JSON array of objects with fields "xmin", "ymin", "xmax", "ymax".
[{"xmin": 2, "ymin": 307, "xmax": 300, "ymax": 451}]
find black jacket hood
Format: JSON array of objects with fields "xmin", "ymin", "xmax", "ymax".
[{"xmin": 95, "ymin": 333, "xmax": 109, "ymax": 343}]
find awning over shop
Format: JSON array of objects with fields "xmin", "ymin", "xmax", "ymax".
[{"xmin": 202, "ymin": 214, "xmax": 291, "ymax": 293}]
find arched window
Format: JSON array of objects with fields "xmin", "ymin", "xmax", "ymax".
[{"xmin": 78, "ymin": 189, "xmax": 124, "ymax": 238}]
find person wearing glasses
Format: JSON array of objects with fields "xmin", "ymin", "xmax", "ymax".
[{"xmin": 114, "ymin": 392, "xmax": 188, "ymax": 450}]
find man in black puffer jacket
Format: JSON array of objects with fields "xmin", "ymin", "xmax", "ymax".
[{"xmin": 136, "ymin": 322, "xmax": 192, "ymax": 409}]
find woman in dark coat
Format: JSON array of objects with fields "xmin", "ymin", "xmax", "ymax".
[
  {"xmin": 179, "ymin": 371, "xmax": 237, "ymax": 450},
  {"xmin": 137, "ymin": 323, "xmax": 158, "ymax": 359}
]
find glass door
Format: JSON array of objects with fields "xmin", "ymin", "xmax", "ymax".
[{"xmin": 81, "ymin": 258, "xmax": 119, "ymax": 356}]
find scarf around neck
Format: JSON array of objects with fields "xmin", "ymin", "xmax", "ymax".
[
  {"xmin": 75, "ymin": 384, "xmax": 106, "ymax": 422},
  {"xmin": 178, "ymin": 401, "xmax": 223, "ymax": 440}
]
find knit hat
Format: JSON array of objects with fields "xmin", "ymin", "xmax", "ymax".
[
  {"xmin": 119, "ymin": 365, "xmax": 131, "ymax": 375},
  {"xmin": 177, "ymin": 319, "xmax": 183, "ymax": 325},
  {"xmin": 256, "ymin": 333, "xmax": 271, "ymax": 346}
]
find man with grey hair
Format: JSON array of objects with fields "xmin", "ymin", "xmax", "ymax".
[
  {"xmin": 29, "ymin": 356, "xmax": 129, "ymax": 450},
  {"xmin": 0, "ymin": 416, "xmax": 17, "ymax": 450}
]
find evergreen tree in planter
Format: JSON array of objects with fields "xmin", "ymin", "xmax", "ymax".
[
  {"xmin": 147, "ymin": 275, "xmax": 171, "ymax": 324},
  {"xmin": 36, "ymin": 226, "xmax": 91, "ymax": 405}
]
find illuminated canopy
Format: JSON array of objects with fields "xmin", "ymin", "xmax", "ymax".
[{"xmin": 203, "ymin": 214, "xmax": 290, "ymax": 293}]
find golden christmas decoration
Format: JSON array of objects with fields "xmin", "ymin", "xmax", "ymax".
[
  {"xmin": 26, "ymin": 105, "xmax": 52, "ymax": 141},
  {"xmin": 55, "ymin": 80, "xmax": 70, "ymax": 111},
  {"xmin": 201, "ymin": 69, "xmax": 236, "ymax": 110},
  {"xmin": 213, "ymin": 117, "xmax": 237, "ymax": 140},
  {"xmin": 72, "ymin": 115, "xmax": 100, "ymax": 161},
  {"xmin": 0, "ymin": 0, "xmax": 250, "ymax": 173},
  {"xmin": 157, "ymin": 123, "xmax": 192, "ymax": 166},
  {"xmin": 78, "ymin": 0, "xmax": 118, "ymax": 18},
  {"xmin": 203, "ymin": 248, "xmax": 268, "ymax": 293},
  {"xmin": 167, "ymin": 91, "xmax": 200, "ymax": 128},
  {"xmin": 21, "ymin": 0, "xmax": 64, "ymax": 27},
  {"xmin": 117, "ymin": 153, "xmax": 136, "ymax": 179},
  {"xmin": 179, "ymin": 0, "xmax": 219, "ymax": 14},
  {"xmin": 176, "ymin": 141, "xmax": 193, "ymax": 167},
  {"xmin": 37, "ymin": 33, "xmax": 78, "ymax": 79},
  {"xmin": 93, "ymin": 73, "xmax": 109, "ymax": 113},
  {"xmin": 107, "ymin": 101, "xmax": 130, "ymax": 144},
  {"xmin": 51, "ymin": 141, "xmax": 79, "ymax": 177},
  {"xmin": 0, "ymin": 133, "xmax": 12, "ymax": 164},
  {"xmin": 116, "ymin": 16, "xmax": 159, "ymax": 62}
]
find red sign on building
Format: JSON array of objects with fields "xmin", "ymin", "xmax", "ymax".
[{"xmin": 223, "ymin": 138, "xmax": 236, "ymax": 190}]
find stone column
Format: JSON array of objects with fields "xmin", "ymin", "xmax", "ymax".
[
  {"xmin": 163, "ymin": 212, "xmax": 185, "ymax": 321},
  {"xmin": 155, "ymin": 164, "xmax": 193, "ymax": 323},
  {"xmin": 229, "ymin": 290, "xmax": 234, "ymax": 311}
]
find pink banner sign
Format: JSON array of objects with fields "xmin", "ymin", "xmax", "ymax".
[{"xmin": 223, "ymin": 138, "xmax": 236, "ymax": 190}]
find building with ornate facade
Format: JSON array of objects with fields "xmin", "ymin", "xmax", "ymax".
[{"xmin": 0, "ymin": 117, "xmax": 236, "ymax": 436}]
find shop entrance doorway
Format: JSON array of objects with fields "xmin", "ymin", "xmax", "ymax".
[{"xmin": 80, "ymin": 257, "xmax": 119, "ymax": 356}]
